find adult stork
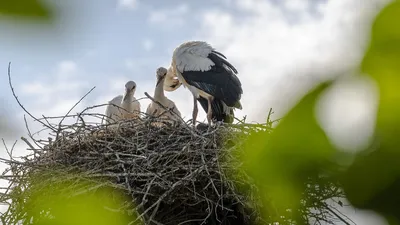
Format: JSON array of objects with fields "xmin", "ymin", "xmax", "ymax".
[
  {"xmin": 165, "ymin": 41, "xmax": 242, "ymax": 126},
  {"xmin": 104, "ymin": 81, "xmax": 141, "ymax": 124}
]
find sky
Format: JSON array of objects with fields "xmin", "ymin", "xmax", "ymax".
[{"xmin": 0, "ymin": 0, "xmax": 394, "ymax": 224}]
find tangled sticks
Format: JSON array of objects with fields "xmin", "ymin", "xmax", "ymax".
[
  {"xmin": 0, "ymin": 115, "xmax": 348, "ymax": 225},
  {"xmin": 0, "ymin": 114, "xmax": 268, "ymax": 225}
]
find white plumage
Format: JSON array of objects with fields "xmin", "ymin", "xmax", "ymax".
[
  {"xmin": 104, "ymin": 81, "xmax": 141, "ymax": 124},
  {"xmin": 147, "ymin": 67, "xmax": 181, "ymax": 123},
  {"xmin": 163, "ymin": 42, "xmax": 215, "ymax": 92},
  {"xmin": 165, "ymin": 41, "xmax": 243, "ymax": 126},
  {"xmin": 174, "ymin": 41, "xmax": 215, "ymax": 73},
  {"xmin": 104, "ymin": 95, "xmax": 124, "ymax": 124}
]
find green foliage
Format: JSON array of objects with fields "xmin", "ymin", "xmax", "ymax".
[
  {"xmin": 0, "ymin": 0, "xmax": 52, "ymax": 20},
  {"xmin": 241, "ymin": 1, "xmax": 400, "ymax": 224},
  {"xmin": 15, "ymin": 174, "xmax": 138, "ymax": 225},
  {"xmin": 242, "ymin": 83, "xmax": 338, "ymax": 223},
  {"xmin": 340, "ymin": 1, "xmax": 400, "ymax": 223}
]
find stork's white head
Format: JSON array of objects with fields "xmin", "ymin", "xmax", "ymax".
[
  {"xmin": 156, "ymin": 67, "xmax": 167, "ymax": 86},
  {"xmin": 125, "ymin": 81, "xmax": 136, "ymax": 93},
  {"xmin": 163, "ymin": 66, "xmax": 181, "ymax": 92},
  {"xmin": 156, "ymin": 67, "xmax": 167, "ymax": 78},
  {"xmin": 123, "ymin": 80, "xmax": 136, "ymax": 101}
]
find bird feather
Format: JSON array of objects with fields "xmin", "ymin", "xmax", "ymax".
[
  {"xmin": 177, "ymin": 51, "xmax": 242, "ymax": 108},
  {"xmin": 197, "ymin": 97, "xmax": 234, "ymax": 123},
  {"xmin": 104, "ymin": 95, "xmax": 123, "ymax": 124},
  {"xmin": 174, "ymin": 41, "xmax": 215, "ymax": 73}
]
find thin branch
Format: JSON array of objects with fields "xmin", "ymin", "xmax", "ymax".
[
  {"xmin": 55, "ymin": 86, "xmax": 96, "ymax": 140},
  {"xmin": 59, "ymin": 86, "xmax": 96, "ymax": 126},
  {"xmin": 7, "ymin": 62, "xmax": 56, "ymax": 132}
]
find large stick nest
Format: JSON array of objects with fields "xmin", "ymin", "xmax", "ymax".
[
  {"xmin": 0, "ymin": 115, "xmax": 347, "ymax": 225},
  {"xmin": 1, "ymin": 115, "xmax": 270, "ymax": 225},
  {"xmin": 0, "ymin": 65, "xmax": 348, "ymax": 225}
]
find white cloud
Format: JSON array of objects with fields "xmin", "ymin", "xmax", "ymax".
[
  {"xmin": 283, "ymin": 0, "xmax": 309, "ymax": 12},
  {"xmin": 123, "ymin": 57, "xmax": 167, "ymax": 74},
  {"xmin": 57, "ymin": 60, "xmax": 77, "ymax": 75},
  {"xmin": 214, "ymin": 0, "xmax": 233, "ymax": 5},
  {"xmin": 19, "ymin": 81, "xmax": 45, "ymax": 95},
  {"xmin": 142, "ymin": 39, "xmax": 154, "ymax": 51},
  {"xmin": 148, "ymin": 4, "xmax": 189, "ymax": 27},
  {"xmin": 117, "ymin": 0, "xmax": 138, "ymax": 10},
  {"xmin": 124, "ymin": 58, "xmax": 151, "ymax": 72},
  {"xmin": 17, "ymin": 60, "xmax": 90, "ymax": 124},
  {"xmin": 194, "ymin": 0, "xmax": 390, "ymax": 123}
]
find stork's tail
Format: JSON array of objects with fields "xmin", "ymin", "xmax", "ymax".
[{"xmin": 198, "ymin": 97, "xmax": 235, "ymax": 124}]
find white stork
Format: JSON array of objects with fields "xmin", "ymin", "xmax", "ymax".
[
  {"xmin": 165, "ymin": 41, "xmax": 242, "ymax": 126},
  {"xmin": 146, "ymin": 67, "xmax": 181, "ymax": 122},
  {"xmin": 104, "ymin": 81, "xmax": 141, "ymax": 124}
]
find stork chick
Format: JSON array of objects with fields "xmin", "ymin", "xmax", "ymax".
[
  {"xmin": 121, "ymin": 81, "xmax": 141, "ymax": 120},
  {"xmin": 104, "ymin": 95, "xmax": 123, "ymax": 124},
  {"xmin": 104, "ymin": 80, "xmax": 141, "ymax": 124},
  {"xmin": 146, "ymin": 67, "xmax": 181, "ymax": 123}
]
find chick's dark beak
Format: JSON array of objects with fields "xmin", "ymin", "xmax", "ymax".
[{"xmin": 156, "ymin": 75, "xmax": 165, "ymax": 87}]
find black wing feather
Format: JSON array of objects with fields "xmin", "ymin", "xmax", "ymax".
[
  {"xmin": 210, "ymin": 51, "xmax": 238, "ymax": 74},
  {"xmin": 181, "ymin": 52, "xmax": 242, "ymax": 108},
  {"xmin": 212, "ymin": 50, "xmax": 227, "ymax": 59},
  {"xmin": 197, "ymin": 97, "xmax": 234, "ymax": 123}
]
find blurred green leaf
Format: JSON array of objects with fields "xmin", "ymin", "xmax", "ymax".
[
  {"xmin": 242, "ymin": 82, "xmax": 336, "ymax": 223},
  {"xmin": 340, "ymin": 1, "xmax": 400, "ymax": 223},
  {"xmin": 0, "ymin": 0, "xmax": 52, "ymax": 20},
  {"xmin": 361, "ymin": 0, "xmax": 400, "ymax": 132},
  {"xmin": 20, "ymin": 177, "xmax": 138, "ymax": 225}
]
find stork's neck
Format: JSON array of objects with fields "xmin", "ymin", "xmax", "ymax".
[
  {"xmin": 154, "ymin": 77, "xmax": 166, "ymax": 99},
  {"xmin": 121, "ymin": 93, "xmax": 133, "ymax": 109}
]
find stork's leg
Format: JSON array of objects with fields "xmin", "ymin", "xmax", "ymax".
[
  {"xmin": 192, "ymin": 94, "xmax": 198, "ymax": 127},
  {"xmin": 206, "ymin": 96, "xmax": 214, "ymax": 126}
]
